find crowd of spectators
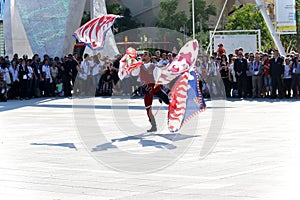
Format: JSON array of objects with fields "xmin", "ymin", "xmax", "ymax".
[
  {"xmin": 197, "ymin": 44, "xmax": 300, "ymax": 99},
  {"xmin": 0, "ymin": 44, "xmax": 300, "ymax": 102},
  {"xmin": 0, "ymin": 53, "xmax": 125, "ymax": 102}
]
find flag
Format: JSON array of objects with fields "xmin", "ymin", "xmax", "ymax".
[
  {"xmin": 168, "ymin": 69, "xmax": 206, "ymax": 132},
  {"xmin": 168, "ymin": 71, "xmax": 189, "ymax": 132},
  {"xmin": 181, "ymin": 69, "xmax": 206, "ymax": 126},
  {"xmin": 118, "ymin": 47, "xmax": 143, "ymax": 80},
  {"xmin": 154, "ymin": 39, "xmax": 199, "ymax": 85},
  {"xmin": 73, "ymin": 14, "xmax": 122, "ymax": 50}
]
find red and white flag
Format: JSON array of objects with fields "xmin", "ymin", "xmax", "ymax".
[
  {"xmin": 168, "ymin": 71, "xmax": 189, "ymax": 132},
  {"xmin": 73, "ymin": 14, "xmax": 122, "ymax": 50},
  {"xmin": 154, "ymin": 39, "xmax": 199, "ymax": 85},
  {"xmin": 118, "ymin": 47, "xmax": 143, "ymax": 80}
]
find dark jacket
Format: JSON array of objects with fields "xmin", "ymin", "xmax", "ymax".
[
  {"xmin": 234, "ymin": 58, "xmax": 248, "ymax": 78},
  {"xmin": 18, "ymin": 64, "xmax": 29, "ymax": 81},
  {"xmin": 269, "ymin": 57, "xmax": 284, "ymax": 77}
]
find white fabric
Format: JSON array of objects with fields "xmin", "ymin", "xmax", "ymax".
[
  {"xmin": 229, "ymin": 63, "xmax": 236, "ymax": 82},
  {"xmin": 27, "ymin": 66, "xmax": 33, "ymax": 79},
  {"xmin": 91, "ymin": 61, "xmax": 104, "ymax": 76},
  {"xmin": 9, "ymin": 66, "xmax": 19, "ymax": 82},
  {"xmin": 42, "ymin": 65, "xmax": 51, "ymax": 79},
  {"xmin": 284, "ymin": 65, "xmax": 292, "ymax": 79}
]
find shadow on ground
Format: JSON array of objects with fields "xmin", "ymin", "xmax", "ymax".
[{"xmin": 91, "ymin": 133, "xmax": 200, "ymax": 152}]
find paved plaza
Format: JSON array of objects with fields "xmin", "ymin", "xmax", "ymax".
[{"xmin": 0, "ymin": 97, "xmax": 300, "ymax": 200}]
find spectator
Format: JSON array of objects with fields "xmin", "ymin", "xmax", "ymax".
[
  {"xmin": 50, "ymin": 63, "xmax": 59, "ymax": 96},
  {"xmin": 158, "ymin": 53, "xmax": 169, "ymax": 67},
  {"xmin": 77, "ymin": 53, "xmax": 92, "ymax": 96},
  {"xmin": 42, "ymin": 59, "xmax": 51, "ymax": 97},
  {"xmin": 250, "ymin": 54, "xmax": 263, "ymax": 98},
  {"xmin": 0, "ymin": 62, "xmax": 9, "ymax": 102},
  {"xmin": 55, "ymin": 79, "xmax": 64, "ymax": 97},
  {"xmin": 234, "ymin": 50, "xmax": 248, "ymax": 98},
  {"xmin": 68, "ymin": 54, "xmax": 79, "ymax": 86},
  {"xmin": 9, "ymin": 61, "xmax": 19, "ymax": 99},
  {"xmin": 262, "ymin": 54, "xmax": 271, "ymax": 98},
  {"xmin": 229, "ymin": 56, "xmax": 238, "ymax": 97},
  {"xmin": 269, "ymin": 50, "xmax": 284, "ymax": 99},
  {"xmin": 31, "ymin": 54, "xmax": 41, "ymax": 98},
  {"xmin": 291, "ymin": 53, "xmax": 300, "ymax": 98},
  {"xmin": 283, "ymin": 57, "xmax": 292, "ymax": 98},
  {"xmin": 100, "ymin": 62, "xmax": 115, "ymax": 96},
  {"xmin": 155, "ymin": 50, "xmax": 161, "ymax": 62},
  {"xmin": 217, "ymin": 43, "xmax": 226, "ymax": 57},
  {"xmin": 218, "ymin": 54, "xmax": 231, "ymax": 97},
  {"xmin": 246, "ymin": 53, "xmax": 254, "ymax": 97},
  {"xmin": 27, "ymin": 59, "xmax": 34, "ymax": 99},
  {"xmin": 91, "ymin": 54, "xmax": 103, "ymax": 94},
  {"xmin": 61, "ymin": 56, "xmax": 73, "ymax": 97},
  {"xmin": 18, "ymin": 59, "xmax": 29, "ymax": 100}
]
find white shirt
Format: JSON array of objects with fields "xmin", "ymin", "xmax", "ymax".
[
  {"xmin": 284, "ymin": 65, "xmax": 292, "ymax": 79},
  {"xmin": 9, "ymin": 66, "xmax": 19, "ymax": 82},
  {"xmin": 27, "ymin": 66, "xmax": 34, "ymax": 79},
  {"xmin": 91, "ymin": 61, "xmax": 104, "ymax": 76},
  {"xmin": 79, "ymin": 59, "xmax": 91, "ymax": 80},
  {"xmin": 229, "ymin": 63, "xmax": 236, "ymax": 82},
  {"xmin": 0, "ymin": 68, "xmax": 9, "ymax": 82},
  {"xmin": 158, "ymin": 59, "xmax": 169, "ymax": 67},
  {"xmin": 42, "ymin": 65, "xmax": 51, "ymax": 79}
]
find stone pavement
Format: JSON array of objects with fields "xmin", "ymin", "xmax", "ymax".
[{"xmin": 0, "ymin": 97, "xmax": 300, "ymax": 200}]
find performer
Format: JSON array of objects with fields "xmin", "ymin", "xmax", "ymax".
[{"xmin": 132, "ymin": 51, "xmax": 170, "ymax": 132}]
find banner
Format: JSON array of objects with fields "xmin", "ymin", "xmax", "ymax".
[
  {"xmin": 275, "ymin": 0, "xmax": 297, "ymax": 34},
  {"xmin": 214, "ymin": 34, "xmax": 257, "ymax": 54}
]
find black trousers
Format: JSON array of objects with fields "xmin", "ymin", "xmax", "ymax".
[
  {"xmin": 222, "ymin": 77, "xmax": 231, "ymax": 97},
  {"xmin": 271, "ymin": 76, "xmax": 283, "ymax": 98},
  {"xmin": 20, "ymin": 79, "xmax": 28, "ymax": 99},
  {"xmin": 283, "ymin": 78, "xmax": 292, "ymax": 97},
  {"xmin": 246, "ymin": 76, "xmax": 253, "ymax": 97},
  {"xmin": 237, "ymin": 76, "xmax": 247, "ymax": 98},
  {"xmin": 155, "ymin": 89, "xmax": 170, "ymax": 105}
]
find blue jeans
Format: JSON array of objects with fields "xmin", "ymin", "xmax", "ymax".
[{"xmin": 264, "ymin": 76, "xmax": 271, "ymax": 87}]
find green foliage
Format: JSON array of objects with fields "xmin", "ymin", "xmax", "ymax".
[
  {"xmin": 188, "ymin": 0, "xmax": 216, "ymax": 32},
  {"xmin": 155, "ymin": 0, "xmax": 216, "ymax": 50},
  {"xmin": 106, "ymin": 3, "xmax": 143, "ymax": 33},
  {"xmin": 187, "ymin": 0, "xmax": 216, "ymax": 50},
  {"xmin": 80, "ymin": 11, "xmax": 91, "ymax": 26},
  {"xmin": 225, "ymin": 4, "xmax": 273, "ymax": 52},
  {"xmin": 280, "ymin": 0, "xmax": 300, "ymax": 53},
  {"xmin": 155, "ymin": 0, "xmax": 188, "ymax": 31}
]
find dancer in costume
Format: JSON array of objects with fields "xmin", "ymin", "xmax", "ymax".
[{"xmin": 132, "ymin": 51, "xmax": 170, "ymax": 132}]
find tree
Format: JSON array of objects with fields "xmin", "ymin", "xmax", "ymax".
[
  {"xmin": 225, "ymin": 4, "xmax": 273, "ymax": 52},
  {"xmin": 188, "ymin": 0, "xmax": 216, "ymax": 33},
  {"xmin": 106, "ymin": 3, "xmax": 143, "ymax": 33},
  {"xmin": 81, "ymin": 11, "xmax": 91, "ymax": 26},
  {"xmin": 155, "ymin": 0, "xmax": 188, "ymax": 32},
  {"xmin": 188, "ymin": 0, "xmax": 216, "ymax": 49}
]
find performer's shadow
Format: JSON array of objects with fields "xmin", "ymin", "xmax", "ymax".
[{"xmin": 91, "ymin": 133, "xmax": 200, "ymax": 152}]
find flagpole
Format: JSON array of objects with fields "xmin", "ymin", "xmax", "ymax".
[
  {"xmin": 206, "ymin": 0, "xmax": 228, "ymax": 54},
  {"xmin": 192, "ymin": 0, "xmax": 195, "ymax": 40}
]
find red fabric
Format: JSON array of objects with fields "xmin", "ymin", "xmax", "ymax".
[
  {"xmin": 217, "ymin": 47, "xmax": 226, "ymax": 56},
  {"xmin": 144, "ymin": 83, "xmax": 162, "ymax": 119},
  {"xmin": 263, "ymin": 61, "xmax": 270, "ymax": 76},
  {"xmin": 140, "ymin": 64, "xmax": 156, "ymax": 85}
]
